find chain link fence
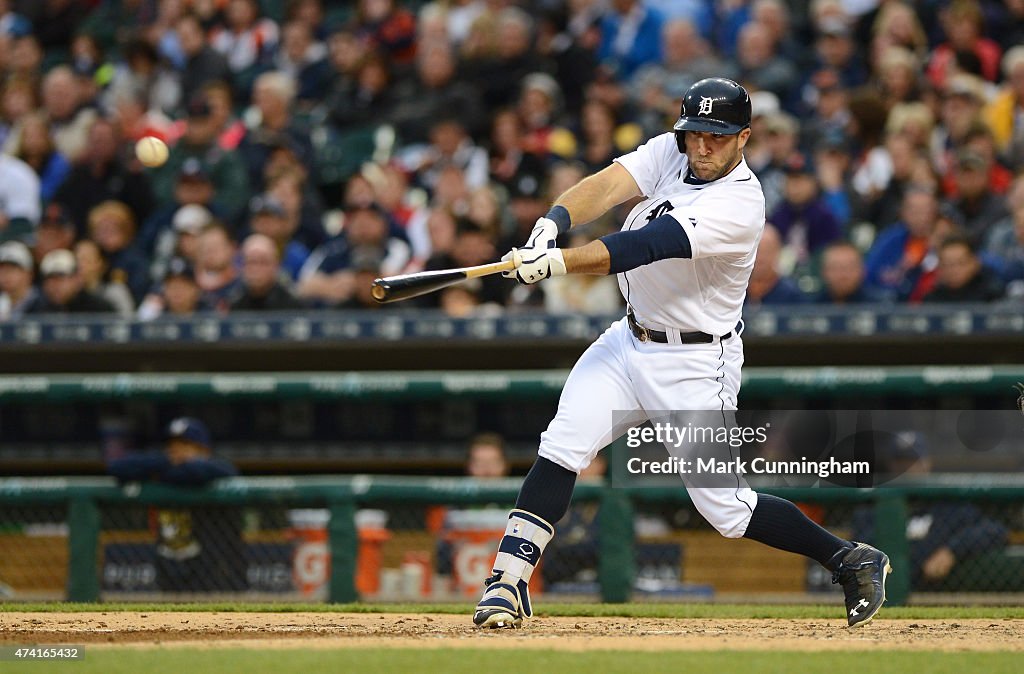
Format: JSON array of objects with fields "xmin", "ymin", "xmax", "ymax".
[
  {"xmin": 2, "ymin": 487, "xmax": 1022, "ymax": 604},
  {"xmin": 0, "ymin": 505, "xmax": 69, "ymax": 600}
]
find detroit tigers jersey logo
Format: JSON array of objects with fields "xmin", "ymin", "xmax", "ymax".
[
  {"xmin": 613, "ymin": 131, "xmax": 764, "ymax": 334},
  {"xmin": 646, "ymin": 200, "xmax": 674, "ymax": 222},
  {"xmin": 698, "ymin": 97, "xmax": 714, "ymax": 116}
]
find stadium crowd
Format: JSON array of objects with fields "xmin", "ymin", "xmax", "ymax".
[{"xmin": 1, "ymin": 0, "xmax": 1024, "ymax": 320}]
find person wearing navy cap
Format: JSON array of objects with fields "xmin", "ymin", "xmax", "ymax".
[
  {"xmin": 107, "ymin": 416, "xmax": 236, "ymax": 485},
  {"xmin": 107, "ymin": 417, "xmax": 244, "ymax": 592}
]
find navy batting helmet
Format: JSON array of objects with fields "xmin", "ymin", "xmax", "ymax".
[{"xmin": 673, "ymin": 78, "xmax": 751, "ymax": 151}]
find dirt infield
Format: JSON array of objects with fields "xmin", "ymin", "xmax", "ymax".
[{"xmin": 1, "ymin": 612, "xmax": 1022, "ymax": 652}]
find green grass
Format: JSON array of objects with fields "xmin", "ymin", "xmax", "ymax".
[
  {"xmin": 3, "ymin": 602, "xmax": 1024, "ymax": 619},
  {"xmin": 10, "ymin": 649, "xmax": 1023, "ymax": 674}
]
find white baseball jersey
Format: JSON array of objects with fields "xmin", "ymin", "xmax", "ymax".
[
  {"xmin": 613, "ymin": 132, "xmax": 766, "ymax": 335},
  {"xmin": 537, "ymin": 131, "xmax": 765, "ymax": 538}
]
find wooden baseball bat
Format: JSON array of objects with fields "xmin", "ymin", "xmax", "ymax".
[{"xmin": 371, "ymin": 259, "xmax": 517, "ymax": 304}]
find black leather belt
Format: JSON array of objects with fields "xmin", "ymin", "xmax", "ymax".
[{"xmin": 627, "ymin": 310, "xmax": 736, "ymax": 344}]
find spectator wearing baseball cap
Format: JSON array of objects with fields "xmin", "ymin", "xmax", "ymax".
[
  {"xmin": 164, "ymin": 256, "xmax": 206, "ymax": 317},
  {"xmin": 29, "ymin": 248, "xmax": 116, "ymax": 314},
  {"xmin": 138, "ymin": 254, "xmax": 210, "ymax": 321},
  {"xmin": 31, "ymin": 203, "xmax": 76, "ymax": 265},
  {"xmin": 939, "ymin": 121, "xmax": 1014, "ymax": 200},
  {"xmin": 769, "ymin": 151, "xmax": 844, "ymax": 271},
  {"xmin": 0, "ymin": 240, "xmax": 40, "ymax": 319},
  {"xmin": 149, "ymin": 203, "xmax": 215, "ymax": 284},
  {"xmin": 297, "ymin": 203, "xmax": 412, "ymax": 307},
  {"xmin": 752, "ymin": 111, "xmax": 800, "ymax": 217},
  {"xmin": 943, "ymin": 149, "xmax": 1011, "ymax": 245},
  {"xmin": 137, "ymin": 158, "xmax": 230, "ymax": 259},
  {"xmin": 247, "ymin": 193, "xmax": 309, "ymax": 280},
  {"xmin": 173, "ymin": 202, "xmax": 214, "ymax": 250}
]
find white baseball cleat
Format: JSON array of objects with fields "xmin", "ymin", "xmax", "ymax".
[{"xmin": 473, "ymin": 576, "xmax": 524, "ymax": 629}]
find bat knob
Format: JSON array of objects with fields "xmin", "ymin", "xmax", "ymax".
[{"xmin": 371, "ymin": 280, "xmax": 388, "ymax": 302}]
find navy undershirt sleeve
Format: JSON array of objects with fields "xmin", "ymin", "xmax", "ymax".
[{"xmin": 599, "ymin": 214, "xmax": 693, "ymax": 274}]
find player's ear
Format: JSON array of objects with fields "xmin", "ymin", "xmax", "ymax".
[{"xmin": 736, "ymin": 128, "xmax": 752, "ymax": 151}]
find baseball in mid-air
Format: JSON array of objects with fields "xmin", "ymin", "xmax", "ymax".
[{"xmin": 135, "ymin": 136, "xmax": 168, "ymax": 167}]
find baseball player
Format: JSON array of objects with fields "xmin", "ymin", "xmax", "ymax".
[{"xmin": 473, "ymin": 78, "xmax": 890, "ymax": 629}]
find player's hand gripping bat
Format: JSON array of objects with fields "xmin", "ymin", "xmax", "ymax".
[{"xmin": 371, "ymin": 259, "xmax": 517, "ymax": 303}]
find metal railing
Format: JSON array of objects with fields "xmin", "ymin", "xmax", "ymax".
[
  {"xmin": 3, "ymin": 475, "xmax": 1023, "ymax": 605},
  {"xmin": 1, "ymin": 366, "xmax": 1021, "ymax": 402}
]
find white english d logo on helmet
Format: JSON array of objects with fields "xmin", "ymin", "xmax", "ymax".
[{"xmin": 698, "ymin": 96, "xmax": 714, "ymax": 116}]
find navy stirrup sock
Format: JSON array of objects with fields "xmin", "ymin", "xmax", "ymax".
[
  {"xmin": 515, "ymin": 456, "xmax": 577, "ymax": 524},
  {"xmin": 743, "ymin": 493, "xmax": 853, "ymax": 570}
]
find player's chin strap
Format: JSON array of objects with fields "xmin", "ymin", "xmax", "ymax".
[{"xmin": 483, "ymin": 509, "xmax": 554, "ymax": 619}]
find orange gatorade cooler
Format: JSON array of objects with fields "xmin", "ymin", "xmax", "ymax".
[
  {"xmin": 289, "ymin": 508, "xmax": 391, "ymax": 598},
  {"xmin": 288, "ymin": 509, "xmax": 330, "ymax": 599},
  {"xmin": 444, "ymin": 509, "xmax": 542, "ymax": 596},
  {"xmin": 354, "ymin": 509, "xmax": 390, "ymax": 596}
]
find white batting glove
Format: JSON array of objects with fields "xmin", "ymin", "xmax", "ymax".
[
  {"xmin": 501, "ymin": 217, "xmax": 559, "ymax": 282},
  {"xmin": 501, "ymin": 246, "xmax": 567, "ymax": 285},
  {"xmin": 525, "ymin": 217, "xmax": 560, "ymax": 251}
]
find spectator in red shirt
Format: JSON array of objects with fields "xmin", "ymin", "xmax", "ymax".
[
  {"xmin": 926, "ymin": 0, "xmax": 1002, "ymax": 87},
  {"xmin": 354, "ymin": 0, "xmax": 417, "ymax": 66},
  {"xmin": 940, "ymin": 122, "xmax": 1014, "ymax": 198}
]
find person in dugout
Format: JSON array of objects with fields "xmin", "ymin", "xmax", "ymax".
[{"xmin": 106, "ymin": 417, "xmax": 247, "ymax": 592}]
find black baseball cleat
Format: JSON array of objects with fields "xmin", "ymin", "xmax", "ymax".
[{"xmin": 832, "ymin": 542, "xmax": 891, "ymax": 627}]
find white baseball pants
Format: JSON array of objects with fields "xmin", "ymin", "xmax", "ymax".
[{"xmin": 538, "ymin": 317, "xmax": 758, "ymax": 538}]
